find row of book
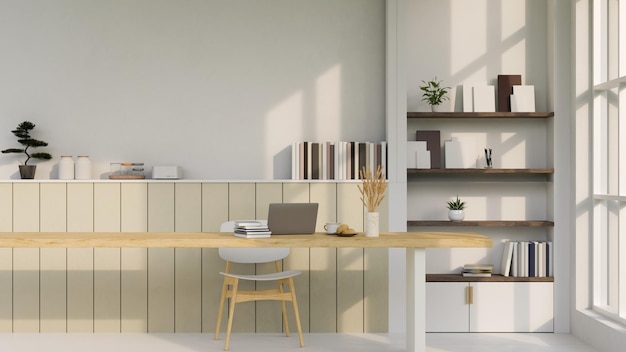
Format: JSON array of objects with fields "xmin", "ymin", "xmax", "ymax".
[
  {"xmin": 500, "ymin": 240, "xmax": 553, "ymax": 277},
  {"xmin": 291, "ymin": 141, "xmax": 388, "ymax": 180},
  {"xmin": 462, "ymin": 263, "xmax": 494, "ymax": 277},
  {"xmin": 233, "ymin": 220, "xmax": 271, "ymax": 238}
]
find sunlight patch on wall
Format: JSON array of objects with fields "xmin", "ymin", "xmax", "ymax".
[
  {"xmin": 451, "ymin": 0, "xmax": 487, "ymax": 74},
  {"xmin": 500, "ymin": 132, "xmax": 527, "ymax": 168},
  {"xmin": 501, "ymin": 1, "xmax": 526, "ymax": 40}
]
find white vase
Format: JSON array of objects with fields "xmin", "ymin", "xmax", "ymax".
[
  {"xmin": 75, "ymin": 156, "xmax": 92, "ymax": 180},
  {"xmin": 448, "ymin": 209, "xmax": 465, "ymax": 222},
  {"xmin": 365, "ymin": 212, "xmax": 380, "ymax": 237},
  {"xmin": 431, "ymin": 105, "xmax": 439, "ymax": 112},
  {"xmin": 58, "ymin": 156, "xmax": 74, "ymax": 180}
]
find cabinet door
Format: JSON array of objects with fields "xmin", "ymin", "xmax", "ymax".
[
  {"xmin": 426, "ymin": 282, "xmax": 469, "ymax": 332},
  {"xmin": 470, "ymin": 282, "xmax": 553, "ymax": 332}
]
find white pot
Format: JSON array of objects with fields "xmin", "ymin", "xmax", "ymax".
[
  {"xmin": 75, "ymin": 156, "xmax": 92, "ymax": 180},
  {"xmin": 448, "ymin": 209, "xmax": 465, "ymax": 222},
  {"xmin": 365, "ymin": 212, "xmax": 380, "ymax": 237},
  {"xmin": 58, "ymin": 156, "xmax": 75, "ymax": 180}
]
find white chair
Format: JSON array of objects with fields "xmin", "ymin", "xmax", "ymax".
[{"xmin": 214, "ymin": 221, "xmax": 304, "ymax": 350}]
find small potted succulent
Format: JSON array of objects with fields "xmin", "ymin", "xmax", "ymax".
[
  {"xmin": 420, "ymin": 77, "xmax": 451, "ymax": 112},
  {"xmin": 446, "ymin": 195, "xmax": 466, "ymax": 222},
  {"xmin": 2, "ymin": 121, "xmax": 52, "ymax": 179}
]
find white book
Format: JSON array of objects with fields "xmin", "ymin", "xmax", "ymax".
[
  {"xmin": 518, "ymin": 241, "xmax": 528, "ymax": 277},
  {"xmin": 292, "ymin": 142, "xmax": 297, "ymax": 180},
  {"xmin": 547, "ymin": 241, "xmax": 553, "ymax": 277},
  {"xmin": 473, "ymin": 85, "xmax": 496, "ymax": 112},
  {"xmin": 511, "ymin": 85, "xmax": 536, "ymax": 112},
  {"xmin": 381, "ymin": 141, "xmax": 387, "ymax": 177},
  {"xmin": 538, "ymin": 241, "xmax": 546, "ymax": 277},
  {"xmin": 234, "ymin": 233, "xmax": 271, "ymax": 238},
  {"xmin": 511, "ymin": 241, "xmax": 519, "ymax": 277},
  {"xmin": 500, "ymin": 240, "xmax": 514, "ymax": 277},
  {"xmin": 321, "ymin": 142, "xmax": 328, "ymax": 180}
]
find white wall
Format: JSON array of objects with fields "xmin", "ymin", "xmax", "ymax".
[{"xmin": 0, "ymin": 0, "xmax": 385, "ymax": 180}]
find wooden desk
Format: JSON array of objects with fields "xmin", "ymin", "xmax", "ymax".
[{"xmin": 0, "ymin": 231, "xmax": 491, "ymax": 352}]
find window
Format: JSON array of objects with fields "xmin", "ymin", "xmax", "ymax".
[{"xmin": 592, "ymin": 0, "xmax": 626, "ymax": 324}]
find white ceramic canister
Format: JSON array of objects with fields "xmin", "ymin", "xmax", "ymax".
[
  {"xmin": 75, "ymin": 155, "xmax": 92, "ymax": 180},
  {"xmin": 58, "ymin": 156, "xmax": 75, "ymax": 180}
]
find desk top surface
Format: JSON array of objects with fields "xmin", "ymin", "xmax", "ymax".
[{"xmin": 0, "ymin": 231, "xmax": 491, "ymax": 249}]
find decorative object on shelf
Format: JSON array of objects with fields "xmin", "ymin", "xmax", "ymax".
[
  {"xmin": 419, "ymin": 77, "xmax": 450, "ymax": 112},
  {"xmin": 58, "ymin": 156, "xmax": 75, "ymax": 180},
  {"xmin": 152, "ymin": 165, "xmax": 182, "ymax": 179},
  {"xmin": 511, "ymin": 85, "xmax": 536, "ymax": 112},
  {"xmin": 75, "ymin": 156, "xmax": 92, "ymax": 180},
  {"xmin": 1, "ymin": 121, "xmax": 52, "ymax": 179},
  {"xmin": 497, "ymin": 75, "xmax": 522, "ymax": 112},
  {"xmin": 407, "ymin": 141, "xmax": 430, "ymax": 169},
  {"xmin": 484, "ymin": 147, "xmax": 493, "ymax": 168},
  {"xmin": 109, "ymin": 162, "xmax": 146, "ymax": 179},
  {"xmin": 416, "ymin": 130, "xmax": 441, "ymax": 168},
  {"xmin": 473, "ymin": 85, "xmax": 496, "ymax": 112},
  {"xmin": 358, "ymin": 165, "xmax": 387, "ymax": 237},
  {"xmin": 447, "ymin": 195, "xmax": 466, "ymax": 222}
]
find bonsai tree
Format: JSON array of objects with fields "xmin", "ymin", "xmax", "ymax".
[
  {"xmin": 420, "ymin": 77, "xmax": 451, "ymax": 110},
  {"xmin": 446, "ymin": 195, "xmax": 466, "ymax": 210},
  {"xmin": 2, "ymin": 121, "xmax": 52, "ymax": 165}
]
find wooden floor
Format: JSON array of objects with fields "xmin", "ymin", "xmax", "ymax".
[{"xmin": 0, "ymin": 333, "xmax": 598, "ymax": 352}]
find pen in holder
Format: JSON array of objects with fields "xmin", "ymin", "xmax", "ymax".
[{"xmin": 484, "ymin": 148, "xmax": 493, "ymax": 168}]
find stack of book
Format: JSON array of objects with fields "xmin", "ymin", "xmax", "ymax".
[
  {"xmin": 462, "ymin": 263, "xmax": 494, "ymax": 277},
  {"xmin": 233, "ymin": 220, "xmax": 271, "ymax": 238},
  {"xmin": 500, "ymin": 240, "xmax": 553, "ymax": 277}
]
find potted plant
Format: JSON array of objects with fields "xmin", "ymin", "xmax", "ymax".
[
  {"xmin": 446, "ymin": 195, "xmax": 466, "ymax": 222},
  {"xmin": 420, "ymin": 77, "xmax": 451, "ymax": 112},
  {"xmin": 358, "ymin": 165, "xmax": 387, "ymax": 237},
  {"xmin": 2, "ymin": 121, "xmax": 52, "ymax": 179}
]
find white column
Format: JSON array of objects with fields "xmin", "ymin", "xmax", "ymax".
[{"xmin": 406, "ymin": 248, "xmax": 426, "ymax": 352}]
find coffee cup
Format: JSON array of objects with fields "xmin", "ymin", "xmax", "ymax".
[{"xmin": 324, "ymin": 222, "xmax": 341, "ymax": 234}]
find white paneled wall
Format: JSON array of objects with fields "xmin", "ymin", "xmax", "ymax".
[{"xmin": 0, "ymin": 181, "xmax": 388, "ymax": 334}]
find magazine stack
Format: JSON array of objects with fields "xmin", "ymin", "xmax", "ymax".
[
  {"xmin": 233, "ymin": 220, "xmax": 271, "ymax": 238},
  {"xmin": 462, "ymin": 263, "xmax": 494, "ymax": 277}
]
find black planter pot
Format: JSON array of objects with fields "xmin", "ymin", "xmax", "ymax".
[{"xmin": 19, "ymin": 165, "xmax": 36, "ymax": 179}]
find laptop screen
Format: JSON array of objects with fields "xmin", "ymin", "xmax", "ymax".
[{"xmin": 267, "ymin": 203, "xmax": 319, "ymax": 235}]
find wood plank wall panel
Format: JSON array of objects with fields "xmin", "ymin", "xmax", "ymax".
[
  {"xmin": 1, "ymin": 181, "xmax": 389, "ymax": 334},
  {"xmin": 201, "ymin": 183, "xmax": 228, "ymax": 333},
  {"xmin": 174, "ymin": 183, "xmax": 202, "ymax": 332},
  {"xmin": 39, "ymin": 184, "xmax": 67, "ymax": 332},
  {"xmin": 308, "ymin": 183, "xmax": 338, "ymax": 332},
  {"xmin": 255, "ymin": 183, "xmax": 284, "ymax": 333},
  {"xmin": 67, "ymin": 183, "xmax": 94, "ymax": 332},
  {"xmin": 227, "ymin": 183, "xmax": 256, "ymax": 333},
  {"xmin": 0, "ymin": 184, "xmax": 12, "ymax": 332},
  {"xmin": 94, "ymin": 183, "xmax": 122, "ymax": 332},
  {"xmin": 120, "ymin": 183, "xmax": 148, "ymax": 333},
  {"xmin": 282, "ymin": 183, "xmax": 312, "ymax": 333},
  {"xmin": 146, "ymin": 183, "xmax": 174, "ymax": 333},
  {"xmin": 336, "ymin": 183, "xmax": 365, "ymax": 332}
]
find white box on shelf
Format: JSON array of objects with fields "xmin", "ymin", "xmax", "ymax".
[
  {"xmin": 152, "ymin": 166, "xmax": 183, "ymax": 179},
  {"xmin": 511, "ymin": 85, "xmax": 536, "ymax": 112},
  {"xmin": 407, "ymin": 142, "xmax": 419, "ymax": 168},
  {"xmin": 416, "ymin": 141, "xmax": 431, "ymax": 169},
  {"xmin": 472, "ymin": 85, "xmax": 496, "ymax": 112},
  {"xmin": 462, "ymin": 81, "xmax": 487, "ymax": 112}
]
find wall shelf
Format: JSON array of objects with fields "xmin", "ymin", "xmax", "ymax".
[
  {"xmin": 427, "ymin": 274, "xmax": 554, "ymax": 283},
  {"xmin": 407, "ymin": 168, "xmax": 554, "ymax": 175},
  {"xmin": 407, "ymin": 112, "xmax": 555, "ymax": 119},
  {"xmin": 408, "ymin": 220, "xmax": 554, "ymax": 227}
]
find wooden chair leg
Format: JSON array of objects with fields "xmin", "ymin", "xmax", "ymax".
[
  {"xmin": 279, "ymin": 280, "xmax": 290, "ymax": 337},
  {"xmin": 288, "ymin": 277, "xmax": 304, "ymax": 347},
  {"xmin": 224, "ymin": 278, "xmax": 239, "ymax": 351},
  {"xmin": 215, "ymin": 279, "xmax": 229, "ymax": 340}
]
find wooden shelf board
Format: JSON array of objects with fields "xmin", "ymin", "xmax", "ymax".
[
  {"xmin": 427, "ymin": 274, "xmax": 554, "ymax": 282},
  {"xmin": 408, "ymin": 220, "xmax": 555, "ymax": 227},
  {"xmin": 407, "ymin": 168, "xmax": 554, "ymax": 175},
  {"xmin": 407, "ymin": 112, "xmax": 554, "ymax": 119}
]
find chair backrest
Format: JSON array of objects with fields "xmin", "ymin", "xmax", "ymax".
[{"xmin": 219, "ymin": 221, "xmax": 289, "ymax": 264}]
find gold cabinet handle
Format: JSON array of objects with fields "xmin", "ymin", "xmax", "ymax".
[{"xmin": 465, "ymin": 286, "xmax": 474, "ymax": 304}]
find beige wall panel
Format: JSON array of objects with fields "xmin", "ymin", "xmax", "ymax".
[
  {"xmin": 309, "ymin": 183, "xmax": 337, "ymax": 332},
  {"xmin": 282, "ymin": 183, "xmax": 311, "ymax": 332},
  {"xmin": 146, "ymin": 183, "xmax": 174, "ymax": 332},
  {"xmin": 228, "ymin": 183, "xmax": 256, "ymax": 332},
  {"xmin": 175, "ymin": 183, "xmax": 202, "ymax": 332},
  {"xmin": 0, "ymin": 249, "xmax": 12, "ymax": 332},
  {"xmin": 121, "ymin": 183, "xmax": 148, "ymax": 332},
  {"xmin": 201, "ymin": 183, "xmax": 229, "ymax": 232},
  {"xmin": 67, "ymin": 248, "xmax": 94, "ymax": 332},
  {"xmin": 67, "ymin": 183, "xmax": 94, "ymax": 232},
  {"xmin": 337, "ymin": 183, "xmax": 365, "ymax": 332},
  {"xmin": 94, "ymin": 183, "xmax": 121, "ymax": 232},
  {"xmin": 364, "ymin": 248, "xmax": 388, "ymax": 332},
  {"xmin": 121, "ymin": 248, "xmax": 148, "ymax": 332},
  {"xmin": 13, "ymin": 183, "xmax": 39, "ymax": 232},
  {"xmin": 94, "ymin": 248, "xmax": 121, "ymax": 332},
  {"xmin": 0, "ymin": 183, "xmax": 12, "ymax": 231},
  {"xmin": 201, "ymin": 183, "xmax": 229, "ymax": 333},
  {"xmin": 40, "ymin": 183, "xmax": 67, "ymax": 232},
  {"xmin": 255, "ymin": 183, "xmax": 284, "ymax": 332},
  {"xmin": 40, "ymin": 248, "xmax": 67, "ymax": 332},
  {"xmin": 13, "ymin": 248, "xmax": 39, "ymax": 332},
  {"xmin": 175, "ymin": 248, "xmax": 202, "ymax": 332}
]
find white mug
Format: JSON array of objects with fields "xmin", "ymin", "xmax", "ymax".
[{"xmin": 324, "ymin": 222, "xmax": 341, "ymax": 234}]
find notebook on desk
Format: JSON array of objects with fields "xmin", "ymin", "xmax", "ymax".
[{"xmin": 267, "ymin": 203, "xmax": 319, "ymax": 235}]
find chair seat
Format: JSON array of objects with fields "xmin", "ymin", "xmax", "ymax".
[{"xmin": 220, "ymin": 270, "xmax": 301, "ymax": 281}]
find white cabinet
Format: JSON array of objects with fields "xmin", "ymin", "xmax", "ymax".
[{"xmin": 426, "ymin": 281, "xmax": 554, "ymax": 333}]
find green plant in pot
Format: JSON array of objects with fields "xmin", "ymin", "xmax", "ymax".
[
  {"xmin": 2, "ymin": 121, "xmax": 52, "ymax": 179},
  {"xmin": 420, "ymin": 77, "xmax": 451, "ymax": 112},
  {"xmin": 446, "ymin": 195, "xmax": 466, "ymax": 222}
]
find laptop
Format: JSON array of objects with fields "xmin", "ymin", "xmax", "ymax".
[{"xmin": 267, "ymin": 203, "xmax": 319, "ymax": 235}]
